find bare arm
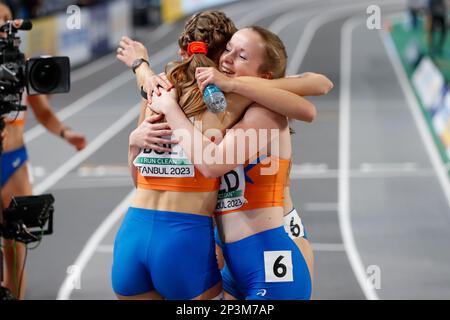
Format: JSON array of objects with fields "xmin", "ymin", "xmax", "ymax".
[
  {"xmin": 117, "ymin": 36, "xmax": 172, "ymax": 100},
  {"xmin": 229, "ymin": 80, "xmax": 316, "ymax": 122},
  {"xmin": 195, "ymin": 67, "xmax": 318, "ymax": 122},
  {"xmin": 152, "ymin": 90, "xmax": 286, "ymax": 178},
  {"xmin": 28, "ymin": 95, "xmax": 87, "ymax": 150},
  {"xmin": 240, "ymin": 72, "xmax": 334, "ymax": 96}
]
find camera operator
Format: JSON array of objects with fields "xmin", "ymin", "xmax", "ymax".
[{"xmin": 0, "ymin": 1, "xmax": 87, "ymax": 299}]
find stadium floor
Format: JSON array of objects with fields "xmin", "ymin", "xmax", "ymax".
[{"xmin": 18, "ymin": 0, "xmax": 450, "ymax": 300}]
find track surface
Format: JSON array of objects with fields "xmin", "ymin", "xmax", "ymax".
[{"xmin": 18, "ymin": 0, "xmax": 450, "ymax": 300}]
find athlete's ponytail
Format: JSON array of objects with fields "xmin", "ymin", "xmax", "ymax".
[{"xmin": 165, "ymin": 11, "xmax": 237, "ymax": 118}]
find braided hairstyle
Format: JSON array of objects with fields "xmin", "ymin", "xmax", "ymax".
[{"xmin": 166, "ymin": 11, "xmax": 237, "ymax": 118}]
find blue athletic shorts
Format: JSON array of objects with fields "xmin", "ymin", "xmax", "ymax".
[
  {"xmin": 214, "ymin": 208, "xmax": 309, "ymax": 299},
  {"xmin": 222, "ymin": 226, "xmax": 311, "ymax": 300},
  {"xmin": 112, "ymin": 207, "xmax": 221, "ymax": 299},
  {"xmin": 1, "ymin": 146, "xmax": 28, "ymax": 186}
]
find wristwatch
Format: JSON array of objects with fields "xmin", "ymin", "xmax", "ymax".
[{"xmin": 131, "ymin": 58, "xmax": 149, "ymax": 74}]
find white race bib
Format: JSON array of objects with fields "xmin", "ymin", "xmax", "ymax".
[
  {"xmin": 215, "ymin": 166, "xmax": 247, "ymax": 213},
  {"xmin": 264, "ymin": 251, "xmax": 294, "ymax": 283},
  {"xmin": 133, "ymin": 136, "xmax": 195, "ymax": 178},
  {"xmin": 283, "ymin": 209, "xmax": 305, "ymax": 239}
]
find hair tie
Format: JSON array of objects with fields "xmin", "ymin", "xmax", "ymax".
[{"xmin": 187, "ymin": 41, "xmax": 208, "ymax": 56}]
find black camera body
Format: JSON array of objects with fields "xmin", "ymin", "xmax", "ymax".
[
  {"xmin": 0, "ymin": 20, "xmax": 70, "ymax": 115},
  {"xmin": 0, "ymin": 20, "xmax": 63, "ymax": 300}
]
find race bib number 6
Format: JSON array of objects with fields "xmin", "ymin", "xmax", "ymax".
[{"xmin": 263, "ymin": 251, "xmax": 294, "ymax": 282}]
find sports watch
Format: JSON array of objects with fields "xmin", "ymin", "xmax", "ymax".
[{"xmin": 131, "ymin": 58, "xmax": 149, "ymax": 74}]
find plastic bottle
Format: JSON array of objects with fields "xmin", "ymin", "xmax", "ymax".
[{"xmin": 203, "ymin": 84, "xmax": 227, "ymax": 113}]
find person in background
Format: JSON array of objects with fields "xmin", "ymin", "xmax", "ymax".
[
  {"xmin": 408, "ymin": 0, "xmax": 426, "ymax": 30},
  {"xmin": 427, "ymin": 0, "xmax": 447, "ymax": 55},
  {"xmin": 0, "ymin": 1, "xmax": 87, "ymax": 300}
]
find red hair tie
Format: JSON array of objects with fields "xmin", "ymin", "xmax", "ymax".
[{"xmin": 187, "ymin": 41, "xmax": 208, "ymax": 56}]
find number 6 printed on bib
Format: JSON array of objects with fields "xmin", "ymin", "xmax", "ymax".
[{"xmin": 263, "ymin": 251, "xmax": 293, "ymax": 282}]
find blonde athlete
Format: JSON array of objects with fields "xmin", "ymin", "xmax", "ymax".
[
  {"xmin": 149, "ymin": 27, "xmax": 332, "ymax": 299},
  {"xmin": 113, "ymin": 11, "xmax": 317, "ymax": 300},
  {"xmin": 119, "ymin": 27, "xmax": 332, "ymax": 297}
]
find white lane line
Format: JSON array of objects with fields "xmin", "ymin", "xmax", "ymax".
[
  {"xmin": 291, "ymin": 164, "xmax": 338, "ymax": 179},
  {"xmin": 24, "ymin": 43, "xmax": 177, "ymax": 144},
  {"xmin": 237, "ymin": 0, "xmax": 310, "ymax": 26},
  {"xmin": 32, "ymin": 0, "xmax": 290, "ymax": 192},
  {"xmin": 351, "ymin": 169, "xmax": 434, "ymax": 178},
  {"xmin": 312, "ymin": 243, "xmax": 345, "ymax": 252},
  {"xmin": 71, "ymin": 53, "xmax": 118, "ymax": 83},
  {"xmin": 78, "ymin": 165, "xmax": 130, "ymax": 177},
  {"xmin": 359, "ymin": 162, "xmax": 418, "ymax": 173},
  {"xmin": 292, "ymin": 163, "xmax": 329, "ymax": 173},
  {"xmin": 290, "ymin": 163, "xmax": 433, "ymax": 179},
  {"xmin": 380, "ymin": 30, "xmax": 450, "ymax": 209},
  {"xmin": 57, "ymin": 189, "xmax": 135, "ymax": 300},
  {"xmin": 96, "ymin": 245, "xmax": 114, "ymax": 254},
  {"xmin": 270, "ymin": 9, "xmax": 312, "ymax": 34},
  {"xmin": 340, "ymin": 17, "xmax": 379, "ymax": 300},
  {"xmin": 222, "ymin": 0, "xmax": 266, "ymax": 18},
  {"xmin": 304, "ymin": 202, "xmax": 338, "ymax": 212},
  {"xmin": 32, "ymin": 103, "xmax": 140, "ymax": 195},
  {"xmin": 70, "ymin": 23, "xmax": 176, "ymax": 83},
  {"xmin": 269, "ymin": 0, "xmax": 360, "ymax": 35},
  {"xmin": 25, "ymin": 72, "xmax": 132, "ymax": 143},
  {"xmin": 56, "ymin": 1, "xmax": 304, "ymax": 300},
  {"xmin": 286, "ymin": 0, "xmax": 402, "ymax": 75},
  {"xmin": 146, "ymin": 23, "xmax": 175, "ymax": 44}
]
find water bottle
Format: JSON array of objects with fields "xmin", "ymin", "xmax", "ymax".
[{"xmin": 203, "ymin": 84, "xmax": 227, "ymax": 113}]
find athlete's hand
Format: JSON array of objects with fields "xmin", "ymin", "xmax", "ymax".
[
  {"xmin": 129, "ymin": 114, "xmax": 177, "ymax": 152},
  {"xmin": 117, "ymin": 36, "xmax": 149, "ymax": 68},
  {"xmin": 149, "ymin": 87, "xmax": 178, "ymax": 115},
  {"xmin": 143, "ymin": 73, "xmax": 173, "ymax": 104},
  {"xmin": 195, "ymin": 67, "xmax": 235, "ymax": 93},
  {"xmin": 64, "ymin": 130, "xmax": 87, "ymax": 151}
]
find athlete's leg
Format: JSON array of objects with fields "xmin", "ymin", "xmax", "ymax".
[
  {"xmin": 223, "ymin": 292, "xmax": 238, "ymax": 300},
  {"xmin": 149, "ymin": 211, "xmax": 221, "ymax": 300},
  {"xmin": 284, "ymin": 209, "xmax": 314, "ymax": 288},
  {"xmin": 1, "ymin": 164, "xmax": 32, "ymax": 300},
  {"xmin": 112, "ymin": 208, "xmax": 158, "ymax": 299},
  {"xmin": 192, "ymin": 281, "xmax": 222, "ymax": 300},
  {"xmin": 294, "ymin": 237, "xmax": 314, "ymax": 287},
  {"xmin": 224, "ymin": 227, "xmax": 312, "ymax": 300},
  {"xmin": 216, "ymin": 244, "xmax": 225, "ymax": 270}
]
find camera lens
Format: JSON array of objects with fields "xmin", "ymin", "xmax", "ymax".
[{"xmin": 29, "ymin": 59, "xmax": 60, "ymax": 93}]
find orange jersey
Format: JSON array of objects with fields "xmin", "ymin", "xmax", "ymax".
[
  {"xmin": 134, "ymin": 143, "xmax": 219, "ymax": 193},
  {"xmin": 215, "ymin": 156, "xmax": 290, "ymax": 215},
  {"xmin": 136, "ymin": 168, "xmax": 219, "ymax": 192}
]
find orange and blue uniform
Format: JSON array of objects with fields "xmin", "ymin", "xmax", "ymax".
[
  {"xmin": 112, "ymin": 145, "xmax": 222, "ymax": 299},
  {"xmin": 215, "ymin": 155, "xmax": 312, "ymax": 300},
  {"xmin": 1, "ymin": 108, "xmax": 28, "ymax": 186}
]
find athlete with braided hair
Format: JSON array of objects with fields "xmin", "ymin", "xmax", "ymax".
[{"xmin": 112, "ymin": 11, "xmax": 317, "ymax": 300}]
